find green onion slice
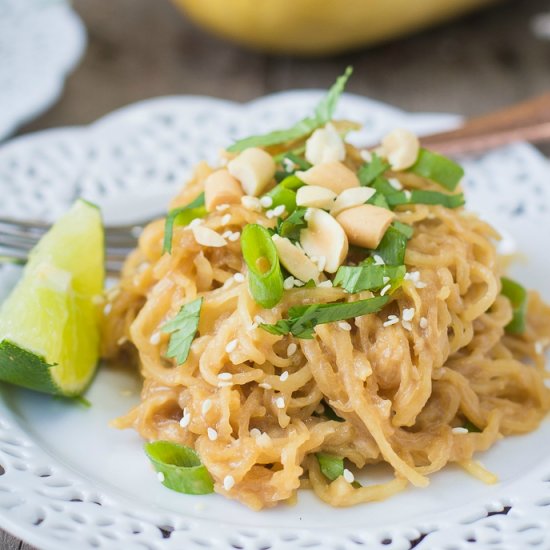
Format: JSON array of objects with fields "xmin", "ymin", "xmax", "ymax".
[
  {"xmin": 500, "ymin": 277, "xmax": 528, "ymax": 334},
  {"xmin": 373, "ymin": 223, "xmax": 412, "ymax": 266},
  {"xmin": 145, "ymin": 441, "xmax": 214, "ymax": 495},
  {"xmin": 261, "ymin": 295, "xmax": 389, "ymax": 339},
  {"xmin": 367, "ymin": 192, "xmax": 391, "ymax": 210},
  {"xmin": 386, "ymin": 189, "xmax": 465, "ymax": 209},
  {"xmin": 263, "ymin": 185, "xmax": 297, "ymax": 214},
  {"xmin": 409, "ymin": 148, "xmax": 464, "ymax": 191},
  {"xmin": 280, "ymin": 174, "xmax": 306, "ymax": 191},
  {"xmin": 316, "ymin": 453, "xmax": 344, "ymax": 481},
  {"xmin": 163, "ymin": 193, "xmax": 207, "ymax": 254},
  {"xmin": 334, "ymin": 263, "xmax": 406, "ymax": 293},
  {"xmin": 358, "ymin": 153, "xmax": 390, "ymax": 186},
  {"xmin": 241, "ymin": 224, "xmax": 284, "ymax": 308},
  {"xmin": 162, "ymin": 297, "xmax": 203, "ymax": 365},
  {"xmin": 227, "ymin": 67, "xmax": 353, "ymax": 153}
]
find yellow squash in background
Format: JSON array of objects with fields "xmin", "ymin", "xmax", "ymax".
[{"xmin": 171, "ymin": 0, "xmax": 500, "ymax": 55}]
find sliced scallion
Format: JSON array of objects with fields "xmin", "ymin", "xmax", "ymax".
[
  {"xmin": 358, "ymin": 153, "xmax": 390, "ymax": 186},
  {"xmin": 241, "ymin": 224, "xmax": 284, "ymax": 308},
  {"xmin": 373, "ymin": 223, "xmax": 411, "ymax": 266},
  {"xmin": 163, "ymin": 193, "xmax": 207, "ymax": 254},
  {"xmin": 227, "ymin": 67, "xmax": 353, "ymax": 153},
  {"xmin": 316, "ymin": 453, "xmax": 344, "ymax": 481},
  {"xmin": 500, "ymin": 277, "xmax": 528, "ymax": 334},
  {"xmin": 145, "ymin": 441, "xmax": 214, "ymax": 495},
  {"xmin": 263, "ymin": 185, "xmax": 297, "ymax": 214},
  {"xmin": 280, "ymin": 174, "xmax": 306, "ymax": 191},
  {"xmin": 409, "ymin": 148, "xmax": 464, "ymax": 191},
  {"xmin": 386, "ymin": 189, "xmax": 465, "ymax": 209}
]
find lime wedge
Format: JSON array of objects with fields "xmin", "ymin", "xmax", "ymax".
[{"xmin": 0, "ymin": 200, "xmax": 104, "ymax": 396}]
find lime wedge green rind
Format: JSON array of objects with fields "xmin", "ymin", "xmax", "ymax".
[{"xmin": 0, "ymin": 341, "xmax": 60, "ymax": 394}]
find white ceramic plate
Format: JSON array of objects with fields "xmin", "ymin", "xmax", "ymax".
[
  {"xmin": 0, "ymin": 92, "xmax": 548, "ymax": 550},
  {"xmin": 0, "ymin": 0, "xmax": 86, "ymax": 140}
]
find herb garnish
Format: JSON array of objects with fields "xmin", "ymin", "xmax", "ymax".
[{"xmin": 162, "ymin": 297, "xmax": 203, "ymax": 364}]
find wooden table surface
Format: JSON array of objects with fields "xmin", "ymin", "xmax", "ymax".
[{"xmin": 6, "ymin": 0, "xmax": 550, "ymax": 548}]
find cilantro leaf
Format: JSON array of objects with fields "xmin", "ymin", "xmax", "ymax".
[
  {"xmin": 163, "ymin": 193, "xmax": 206, "ymax": 254},
  {"xmin": 260, "ymin": 296, "xmax": 389, "ymax": 339},
  {"xmin": 162, "ymin": 297, "xmax": 203, "ymax": 364},
  {"xmin": 227, "ymin": 67, "xmax": 353, "ymax": 153}
]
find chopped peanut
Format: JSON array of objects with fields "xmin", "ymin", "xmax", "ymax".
[
  {"xmin": 380, "ymin": 129, "xmax": 420, "ymax": 171},
  {"xmin": 300, "ymin": 208, "xmax": 348, "ymax": 273},
  {"xmin": 296, "ymin": 185, "xmax": 337, "ymax": 210},
  {"xmin": 335, "ymin": 204, "xmax": 395, "ymax": 249},
  {"xmin": 192, "ymin": 226, "xmax": 227, "ymax": 247},
  {"xmin": 296, "ymin": 161, "xmax": 359, "ymax": 194},
  {"xmin": 272, "ymin": 235, "xmax": 321, "ymax": 283},
  {"xmin": 227, "ymin": 148, "xmax": 276, "ymax": 197},
  {"xmin": 204, "ymin": 170, "xmax": 244, "ymax": 212},
  {"xmin": 305, "ymin": 123, "xmax": 346, "ymax": 166},
  {"xmin": 330, "ymin": 187, "xmax": 376, "ymax": 216}
]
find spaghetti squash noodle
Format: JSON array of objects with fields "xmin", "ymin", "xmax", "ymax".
[{"xmin": 103, "ymin": 83, "xmax": 550, "ymax": 510}]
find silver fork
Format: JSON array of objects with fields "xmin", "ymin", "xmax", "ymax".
[{"xmin": 0, "ymin": 216, "xmax": 151, "ymax": 276}]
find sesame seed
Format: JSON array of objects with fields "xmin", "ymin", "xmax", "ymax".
[
  {"xmin": 260, "ymin": 196, "xmax": 273, "ymax": 208},
  {"xmin": 241, "ymin": 196, "xmax": 262, "ymax": 212},
  {"xmin": 250, "ymin": 428, "xmax": 261, "ymax": 438},
  {"xmin": 266, "ymin": 209, "xmax": 276, "ymax": 219},
  {"xmin": 225, "ymin": 339, "xmax": 238, "ymax": 353},
  {"xmin": 343, "ymin": 469, "xmax": 355, "ymax": 484},
  {"xmin": 338, "ymin": 321, "xmax": 352, "ymax": 331},
  {"xmin": 216, "ymin": 204, "xmax": 230, "ymax": 211},
  {"xmin": 223, "ymin": 475, "xmax": 235, "ymax": 491},
  {"xmin": 401, "ymin": 320, "xmax": 412, "ymax": 331},
  {"xmin": 218, "ymin": 372, "xmax": 233, "ymax": 381},
  {"xmin": 201, "ymin": 399, "xmax": 212, "ymax": 415},
  {"xmin": 404, "ymin": 190, "xmax": 412, "ymax": 200},
  {"xmin": 388, "ymin": 178, "xmax": 403, "ymax": 191},
  {"xmin": 272, "ymin": 204, "xmax": 286, "ymax": 217},
  {"xmin": 280, "ymin": 371, "xmax": 289, "ymax": 382},
  {"xmin": 420, "ymin": 317, "xmax": 428, "ymax": 329},
  {"xmin": 149, "ymin": 332, "xmax": 161, "ymax": 345},
  {"xmin": 221, "ymin": 213, "xmax": 232, "ymax": 225},
  {"xmin": 249, "ymin": 322, "xmax": 258, "ymax": 330},
  {"xmin": 228, "ymin": 231, "xmax": 241, "ymax": 242},
  {"xmin": 233, "ymin": 272, "xmax": 245, "ymax": 283},
  {"xmin": 254, "ymin": 315, "xmax": 266, "ymax": 325},
  {"xmin": 383, "ymin": 315, "xmax": 399, "ymax": 327},
  {"xmin": 282, "ymin": 158, "xmax": 297, "ymax": 172},
  {"xmin": 259, "ymin": 382, "xmax": 272, "ymax": 390},
  {"xmin": 373, "ymin": 255, "xmax": 385, "ymax": 266},
  {"xmin": 284, "ymin": 276, "xmax": 296, "ymax": 290},
  {"xmin": 380, "ymin": 284, "xmax": 391, "ymax": 296},
  {"xmin": 287, "ymin": 343, "xmax": 297, "ymax": 356},
  {"xmin": 157, "ymin": 472, "xmax": 165, "ymax": 482},
  {"xmin": 180, "ymin": 408, "xmax": 191, "ymax": 428},
  {"xmin": 275, "ymin": 397, "xmax": 285, "ymax": 409},
  {"xmin": 535, "ymin": 341, "xmax": 544, "ymax": 354},
  {"xmin": 452, "ymin": 427, "xmax": 469, "ymax": 434},
  {"xmin": 207, "ymin": 427, "xmax": 218, "ymax": 441},
  {"xmin": 382, "ymin": 276, "xmax": 390, "ymax": 284},
  {"xmin": 256, "ymin": 433, "xmax": 271, "ymax": 447},
  {"xmin": 318, "ymin": 280, "xmax": 333, "ymax": 288},
  {"xmin": 402, "ymin": 307, "xmax": 415, "ymax": 321},
  {"xmin": 104, "ymin": 303, "xmax": 112, "ymax": 315},
  {"xmin": 221, "ymin": 230, "xmax": 233, "ymax": 238}
]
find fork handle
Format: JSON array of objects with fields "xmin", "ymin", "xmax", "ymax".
[{"xmin": 419, "ymin": 92, "xmax": 550, "ymax": 155}]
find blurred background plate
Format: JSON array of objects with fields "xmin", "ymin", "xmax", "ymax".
[{"xmin": 0, "ymin": 0, "xmax": 86, "ymax": 140}]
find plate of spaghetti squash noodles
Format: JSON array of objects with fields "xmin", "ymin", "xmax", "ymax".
[{"xmin": 0, "ymin": 70, "xmax": 548, "ymax": 550}]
